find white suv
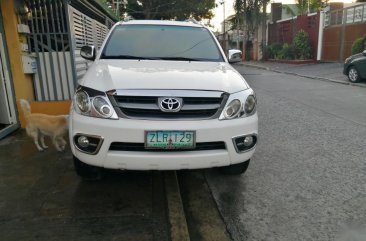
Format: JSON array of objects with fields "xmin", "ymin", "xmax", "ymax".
[{"xmin": 70, "ymin": 20, "xmax": 258, "ymax": 179}]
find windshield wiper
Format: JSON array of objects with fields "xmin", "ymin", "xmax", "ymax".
[
  {"xmin": 100, "ymin": 54, "xmax": 161, "ymax": 60},
  {"xmin": 159, "ymin": 57, "xmax": 201, "ymax": 61}
]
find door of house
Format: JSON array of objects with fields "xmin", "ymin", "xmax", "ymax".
[{"xmin": 0, "ymin": 10, "xmax": 18, "ymax": 139}]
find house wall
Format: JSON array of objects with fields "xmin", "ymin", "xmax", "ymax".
[{"xmin": 1, "ymin": 0, "xmax": 34, "ymax": 127}]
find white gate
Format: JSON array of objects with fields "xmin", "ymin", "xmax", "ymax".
[{"xmin": 68, "ymin": 5, "xmax": 110, "ymax": 81}]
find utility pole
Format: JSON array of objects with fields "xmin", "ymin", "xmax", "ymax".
[
  {"xmin": 113, "ymin": 0, "xmax": 121, "ymax": 16},
  {"xmin": 220, "ymin": 1, "xmax": 226, "ymax": 56},
  {"xmin": 236, "ymin": 16, "xmax": 240, "ymax": 49}
]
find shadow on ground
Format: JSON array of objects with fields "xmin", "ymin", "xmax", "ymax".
[{"xmin": 0, "ymin": 130, "xmax": 169, "ymax": 241}]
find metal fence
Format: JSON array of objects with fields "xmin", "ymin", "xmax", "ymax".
[
  {"xmin": 25, "ymin": 0, "xmax": 113, "ymax": 101},
  {"xmin": 325, "ymin": 3, "xmax": 366, "ymax": 26},
  {"xmin": 26, "ymin": 0, "xmax": 74, "ymax": 101}
]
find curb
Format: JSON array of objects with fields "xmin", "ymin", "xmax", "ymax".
[
  {"xmin": 239, "ymin": 63, "xmax": 366, "ymax": 88},
  {"xmin": 164, "ymin": 171, "xmax": 190, "ymax": 241}
]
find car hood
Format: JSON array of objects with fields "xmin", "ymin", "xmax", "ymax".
[
  {"xmin": 347, "ymin": 53, "xmax": 364, "ymax": 62},
  {"xmin": 80, "ymin": 60, "xmax": 249, "ymax": 94}
]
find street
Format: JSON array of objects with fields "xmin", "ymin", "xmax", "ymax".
[
  {"xmin": 206, "ymin": 65, "xmax": 366, "ymax": 240},
  {"xmin": 1, "ymin": 65, "xmax": 366, "ymax": 241}
]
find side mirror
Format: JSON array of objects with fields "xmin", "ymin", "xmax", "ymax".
[
  {"xmin": 80, "ymin": 46, "xmax": 96, "ymax": 61},
  {"xmin": 363, "ymin": 50, "xmax": 366, "ymax": 56},
  {"xmin": 228, "ymin": 49, "xmax": 242, "ymax": 63}
]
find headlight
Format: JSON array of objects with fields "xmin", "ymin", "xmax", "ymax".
[
  {"xmin": 73, "ymin": 86, "xmax": 118, "ymax": 119},
  {"xmin": 219, "ymin": 89, "xmax": 256, "ymax": 120},
  {"xmin": 244, "ymin": 95, "xmax": 256, "ymax": 114},
  {"xmin": 93, "ymin": 97, "xmax": 113, "ymax": 118},
  {"xmin": 223, "ymin": 99, "xmax": 242, "ymax": 119},
  {"xmin": 75, "ymin": 91, "xmax": 91, "ymax": 113}
]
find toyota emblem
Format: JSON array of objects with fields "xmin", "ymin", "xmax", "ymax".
[{"xmin": 158, "ymin": 97, "xmax": 183, "ymax": 112}]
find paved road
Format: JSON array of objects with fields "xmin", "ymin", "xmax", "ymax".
[
  {"xmin": 0, "ymin": 132, "xmax": 229, "ymax": 241},
  {"xmin": 205, "ymin": 65, "xmax": 366, "ymax": 241},
  {"xmin": 0, "ymin": 132, "xmax": 170, "ymax": 241}
]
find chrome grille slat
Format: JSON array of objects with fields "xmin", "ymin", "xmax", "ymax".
[
  {"xmin": 110, "ymin": 90, "xmax": 228, "ymax": 120},
  {"xmin": 118, "ymin": 103, "xmax": 159, "ymax": 110},
  {"xmin": 181, "ymin": 104, "xmax": 220, "ymax": 110}
]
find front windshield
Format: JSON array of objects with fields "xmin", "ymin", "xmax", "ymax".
[{"xmin": 101, "ymin": 24, "xmax": 224, "ymax": 62}]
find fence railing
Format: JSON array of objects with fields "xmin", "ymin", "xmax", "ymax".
[{"xmin": 325, "ymin": 3, "xmax": 366, "ymax": 26}]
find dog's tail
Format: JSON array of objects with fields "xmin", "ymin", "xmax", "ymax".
[{"xmin": 20, "ymin": 99, "xmax": 31, "ymax": 118}]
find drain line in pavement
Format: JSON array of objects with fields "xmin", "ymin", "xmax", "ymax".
[{"xmin": 164, "ymin": 171, "xmax": 191, "ymax": 241}]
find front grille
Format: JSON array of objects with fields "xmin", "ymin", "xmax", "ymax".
[
  {"xmin": 110, "ymin": 91, "xmax": 228, "ymax": 120},
  {"xmin": 109, "ymin": 142, "xmax": 226, "ymax": 152}
]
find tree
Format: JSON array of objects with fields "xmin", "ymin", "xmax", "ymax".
[
  {"xmin": 234, "ymin": 0, "xmax": 270, "ymax": 59},
  {"xmin": 283, "ymin": 0, "xmax": 325, "ymax": 16},
  {"xmin": 125, "ymin": 0, "xmax": 216, "ymax": 20}
]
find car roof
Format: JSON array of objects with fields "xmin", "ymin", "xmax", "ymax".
[{"xmin": 117, "ymin": 20, "xmax": 204, "ymax": 28}]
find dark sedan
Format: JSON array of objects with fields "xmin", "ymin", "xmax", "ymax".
[{"xmin": 343, "ymin": 50, "xmax": 366, "ymax": 83}]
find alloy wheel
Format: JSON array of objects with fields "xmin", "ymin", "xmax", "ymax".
[{"xmin": 348, "ymin": 68, "xmax": 359, "ymax": 83}]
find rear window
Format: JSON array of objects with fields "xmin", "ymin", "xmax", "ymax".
[{"xmin": 101, "ymin": 24, "xmax": 223, "ymax": 62}]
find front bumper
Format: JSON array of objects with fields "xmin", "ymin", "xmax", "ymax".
[{"xmin": 69, "ymin": 111, "xmax": 258, "ymax": 170}]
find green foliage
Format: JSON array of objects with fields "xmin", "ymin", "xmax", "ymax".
[
  {"xmin": 271, "ymin": 42, "xmax": 283, "ymax": 58},
  {"xmin": 234, "ymin": 0, "xmax": 270, "ymax": 41},
  {"xmin": 351, "ymin": 35, "xmax": 366, "ymax": 55},
  {"xmin": 126, "ymin": 0, "xmax": 215, "ymax": 20},
  {"xmin": 293, "ymin": 30, "xmax": 311, "ymax": 59},
  {"xmin": 263, "ymin": 42, "xmax": 289, "ymax": 59},
  {"xmin": 96, "ymin": 0, "xmax": 119, "ymax": 20},
  {"xmin": 280, "ymin": 43, "xmax": 295, "ymax": 59}
]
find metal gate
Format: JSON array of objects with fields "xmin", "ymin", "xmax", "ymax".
[
  {"xmin": 68, "ymin": 5, "xmax": 110, "ymax": 81},
  {"xmin": 25, "ymin": 0, "xmax": 113, "ymax": 101},
  {"xmin": 26, "ymin": 0, "xmax": 74, "ymax": 101}
]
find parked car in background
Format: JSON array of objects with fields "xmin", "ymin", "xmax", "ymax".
[{"xmin": 343, "ymin": 50, "xmax": 366, "ymax": 83}]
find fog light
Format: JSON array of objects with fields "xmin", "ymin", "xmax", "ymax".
[
  {"xmin": 74, "ymin": 134, "xmax": 103, "ymax": 155},
  {"xmin": 233, "ymin": 135, "xmax": 257, "ymax": 153},
  {"xmin": 78, "ymin": 136, "xmax": 89, "ymax": 148},
  {"xmin": 243, "ymin": 136, "xmax": 253, "ymax": 147}
]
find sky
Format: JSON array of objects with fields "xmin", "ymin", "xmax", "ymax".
[{"xmin": 211, "ymin": 0, "xmax": 235, "ymax": 32}]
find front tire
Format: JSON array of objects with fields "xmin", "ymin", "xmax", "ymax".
[
  {"xmin": 73, "ymin": 156, "xmax": 105, "ymax": 181},
  {"xmin": 220, "ymin": 160, "xmax": 250, "ymax": 175},
  {"xmin": 348, "ymin": 66, "xmax": 361, "ymax": 83}
]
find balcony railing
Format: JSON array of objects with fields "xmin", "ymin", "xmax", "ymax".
[{"xmin": 325, "ymin": 3, "xmax": 366, "ymax": 26}]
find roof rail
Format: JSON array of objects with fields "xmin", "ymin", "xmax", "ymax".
[
  {"xmin": 185, "ymin": 18, "xmax": 201, "ymax": 25},
  {"xmin": 123, "ymin": 16, "xmax": 134, "ymax": 22}
]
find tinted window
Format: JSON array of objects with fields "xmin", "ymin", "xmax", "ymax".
[{"xmin": 101, "ymin": 24, "xmax": 223, "ymax": 62}]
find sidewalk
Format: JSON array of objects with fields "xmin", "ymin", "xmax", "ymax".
[{"xmin": 237, "ymin": 61, "xmax": 366, "ymax": 88}]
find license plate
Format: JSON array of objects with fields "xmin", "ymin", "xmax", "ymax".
[{"xmin": 145, "ymin": 131, "xmax": 196, "ymax": 150}]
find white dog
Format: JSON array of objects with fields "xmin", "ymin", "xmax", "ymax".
[{"xmin": 20, "ymin": 99, "xmax": 69, "ymax": 152}]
